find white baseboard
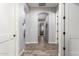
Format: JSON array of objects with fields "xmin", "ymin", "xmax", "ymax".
[
  {"xmin": 19, "ymin": 49, "xmax": 25, "ymax": 56},
  {"xmin": 48, "ymin": 42, "xmax": 57, "ymax": 44},
  {"xmin": 25, "ymin": 42, "xmax": 57, "ymax": 44},
  {"xmin": 25, "ymin": 42, "xmax": 38, "ymax": 44}
]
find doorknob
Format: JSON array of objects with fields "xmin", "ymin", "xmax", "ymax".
[{"xmin": 13, "ymin": 34, "xmax": 16, "ymax": 37}]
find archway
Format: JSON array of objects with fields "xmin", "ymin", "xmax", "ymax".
[{"xmin": 38, "ymin": 12, "xmax": 49, "ymax": 44}]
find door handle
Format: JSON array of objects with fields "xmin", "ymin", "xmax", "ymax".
[{"xmin": 13, "ymin": 34, "xmax": 16, "ymax": 37}]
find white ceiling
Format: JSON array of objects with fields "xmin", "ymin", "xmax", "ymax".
[
  {"xmin": 27, "ymin": 3, "xmax": 58, "ymax": 8},
  {"xmin": 38, "ymin": 13, "xmax": 47, "ymax": 20}
]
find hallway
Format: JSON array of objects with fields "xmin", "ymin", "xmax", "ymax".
[
  {"xmin": 22, "ymin": 3, "xmax": 58, "ymax": 56},
  {"xmin": 1, "ymin": 3, "xmax": 79, "ymax": 56}
]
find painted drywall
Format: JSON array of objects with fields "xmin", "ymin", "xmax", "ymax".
[
  {"xmin": 25, "ymin": 8, "xmax": 38, "ymax": 43},
  {"xmin": 48, "ymin": 11, "xmax": 56, "ymax": 43},
  {"xmin": 14, "ymin": 3, "xmax": 28, "ymax": 55},
  {"xmin": 18, "ymin": 4, "xmax": 28, "ymax": 55},
  {"xmin": 25, "ymin": 7, "xmax": 57, "ymax": 43}
]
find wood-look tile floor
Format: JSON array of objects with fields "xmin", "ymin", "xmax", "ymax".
[
  {"xmin": 22, "ymin": 43, "xmax": 58, "ymax": 56},
  {"xmin": 23, "ymin": 36, "xmax": 58, "ymax": 56}
]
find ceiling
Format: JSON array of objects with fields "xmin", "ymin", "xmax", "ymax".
[
  {"xmin": 27, "ymin": 3, "xmax": 58, "ymax": 8},
  {"xmin": 38, "ymin": 13, "xmax": 48, "ymax": 20}
]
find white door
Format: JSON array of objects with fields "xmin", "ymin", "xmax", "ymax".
[
  {"xmin": 65, "ymin": 3, "xmax": 79, "ymax": 56},
  {"xmin": 0, "ymin": 4, "xmax": 16, "ymax": 56}
]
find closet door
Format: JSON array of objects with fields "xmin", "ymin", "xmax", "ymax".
[
  {"xmin": 65, "ymin": 3, "xmax": 79, "ymax": 56},
  {"xmin": 0, "ymin": 4, "xmax": 16, "ymax": 56}
]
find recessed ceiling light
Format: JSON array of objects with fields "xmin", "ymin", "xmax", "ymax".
[{"xmin": 39, "ymin": 3, "xmax": 46, "ymax": 6}]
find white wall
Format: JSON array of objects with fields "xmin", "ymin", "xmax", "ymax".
[
  {"xmin": 48, "ymin": 11, "xmax": 57, "ymax": 43},
  {"xmin": 19, "ymin": 4, "xmax": 30, "ymax": 55},
  {"xmin": 25, "ymin": 7, "xmax": 38, "ymax": 43},
  {"xmin": 25, "ymin": 7, "xmax": 57, "ymax": 44},
  {"xmin": 15, "ymin": 3, "xmax": 29, "ymax": 55},
  {"xmin": 19, "ymin": 4, "xmax": 26, "ymax": 55}
]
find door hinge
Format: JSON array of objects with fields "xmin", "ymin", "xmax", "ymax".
[
  {"xmin": 63, "ymin": 32, "xmax": 65, "ymax": 35},
  {"xmin": 63, "ymin": 47, "xmax": 66, "ymax": 50},
  {"xmin": 63, "ymin": 16, "xmax": 65, "ymax": 19}
]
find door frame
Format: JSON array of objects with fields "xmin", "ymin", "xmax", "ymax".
[{"xmin": 57, "ymin": 3, "xmax": 65, "ymax": 56}]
